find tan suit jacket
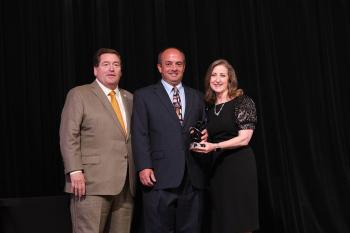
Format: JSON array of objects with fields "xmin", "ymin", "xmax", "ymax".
[{"xmin": 60, "ymin": 80, "xmax": 135, "ymax": 196}]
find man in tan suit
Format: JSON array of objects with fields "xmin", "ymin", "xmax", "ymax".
[{"xmin": 60, "ymin": 48, "xmax": 135, "ymax": 233}]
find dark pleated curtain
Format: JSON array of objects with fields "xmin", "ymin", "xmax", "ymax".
[{"xmin": 1, "ymin": 0, "xmax": 349, "ymax": 233}]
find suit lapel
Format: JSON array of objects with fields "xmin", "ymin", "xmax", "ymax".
[
  {"xmin": 120, "ymin": 89, "xmax": 131, "ymax": 140},
  {"xmin": 183, "ymin": 86, "xmax": 193, "ymax": 129},
  {"xmin": 153, "ymin": 82, "xmax": 182, "ymax": 126},
  {"xmin": 90, "ymin": 81, "xmax": 126, "ymax": 138}
]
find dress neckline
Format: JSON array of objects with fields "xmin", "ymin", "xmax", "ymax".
[{"xmin": 215, "ymin": 97, "xmax": 235, "ymax": 106}]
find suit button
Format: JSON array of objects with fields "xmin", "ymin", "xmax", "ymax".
[{"xmin": 124, "ymin": 155, "xmax": 128, "ymax": 159}]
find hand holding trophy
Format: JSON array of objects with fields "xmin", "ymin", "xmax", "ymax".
[{"xmin": 189, "ymin": 120, "xmax": 207, "ymax": 148}]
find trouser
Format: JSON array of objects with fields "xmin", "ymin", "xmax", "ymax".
[
  {"xmin": 142, "ymin": 172, "xmax": 204, "ymax": 233},
  {"xmin": 70, "ymin": 182, "xmax": 133, "ymax": 233}
]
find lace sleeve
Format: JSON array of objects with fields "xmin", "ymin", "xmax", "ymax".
[{"xmin": 234, "ymin": 95, "xmax": 257, "ymax": 130}]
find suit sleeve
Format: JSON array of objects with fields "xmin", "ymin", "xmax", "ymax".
[
  {"xmin": 59, "ymin": 89, "xmax": 84, "ymax": 174},
  {"xmin": 131, "ymin": 91, "xmax": 152, "ymax": 172},
  {"xmin": 196, "ymin": 90, "xmax": 207, "ymax": 123}
]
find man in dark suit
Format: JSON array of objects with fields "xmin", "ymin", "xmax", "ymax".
[{"xmin": 131, "ymin": 47, "xmax": 209, "ymax": 233}]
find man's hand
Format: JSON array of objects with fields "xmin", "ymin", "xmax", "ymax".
[
  {"xmin": 70, "ymin": 171, "xmax": 86, "ymax": 198},
  {"xmin": 139, "ymin": 168, "xmax": 156, "ymax": 187}
]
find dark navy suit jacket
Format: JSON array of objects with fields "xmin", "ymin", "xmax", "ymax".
[{"xmin": 131, "ymin": 81, "xmax": 209, "ymax": 190}]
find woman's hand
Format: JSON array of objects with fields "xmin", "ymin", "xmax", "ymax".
[
  {"xmin": 190, "ymin": 141, "xmax": 217, "ymax": 154},
  {"xmin": 200, "ymin": 129, "xmax": 208, "ymax": 142}
]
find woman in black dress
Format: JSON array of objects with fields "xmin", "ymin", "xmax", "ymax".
[{"xmin": 191, "ymin": 59, "xmax": 259, "ymax": 233}]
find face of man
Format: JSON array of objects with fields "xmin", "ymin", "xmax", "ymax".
[
  {"xmin": 94, "ymin": 53, "xmax": 121, "ymax": 90},
  {"xmin": 157, "ymin": 48, "xmax": 185, "ymax": 86}
]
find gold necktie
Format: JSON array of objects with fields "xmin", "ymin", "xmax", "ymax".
[{"xmin": 108, "ymin": 90, "xmax": 127, "ymax": 136}]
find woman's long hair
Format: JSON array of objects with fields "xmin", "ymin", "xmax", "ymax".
[{"xmin": 204, "ymin": 59, "xmax": 243, "ymax": 104}]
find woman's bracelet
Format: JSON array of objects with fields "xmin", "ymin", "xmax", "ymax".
[{"xmin": 215, "ymin": 143, "xmax": 222, "ymax": 152}]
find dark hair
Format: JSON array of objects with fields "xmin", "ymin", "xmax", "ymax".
[
  {"xmin": 157, "ymin": 47, "xmax": 186, "ymax": 65},
  {"xmin": 93, "ymin": 48, "xmax": 122, "ymax": 67},
  {"xmin": 204, "ymin": 59, "xmax": 243, "ymax": 104}
]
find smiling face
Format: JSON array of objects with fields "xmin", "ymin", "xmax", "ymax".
[
  {"xmin": 94, "ymin": 53, "xmax": 121, "ymax": 90},
  {"xmin": 209, "ymin": 64, "xmax": 229, "ymax": 96},
  {"xmin": 157, "ymin": 48, "xmax": 186, "ymax": 86}
]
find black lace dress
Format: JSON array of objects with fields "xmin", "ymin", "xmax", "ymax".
[{"xmin": 206, "ymin": 95, "xmax": 259, "ymax": 233}]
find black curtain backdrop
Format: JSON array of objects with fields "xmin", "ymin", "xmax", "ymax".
[{"xmin": 1, "ymin": 0, "xmax": 350, "ymax": 233}]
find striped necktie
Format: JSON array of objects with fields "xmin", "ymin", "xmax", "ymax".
[{"xmin": 172, "ymin": 87, "xmax": 183, "ymax": 125}]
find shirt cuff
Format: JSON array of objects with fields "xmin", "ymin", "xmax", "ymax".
[{"xmin": 70, "ymin": 170, "xmax": 82, "ymax": 175}]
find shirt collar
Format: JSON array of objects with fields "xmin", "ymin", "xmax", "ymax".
[
  {"xmin": 161, "ymin": 79, "xmax": 183, "ymax": 95},
  {"xmin": 96, "ymin": 79, "xmax": 120, "ymax": 97}
]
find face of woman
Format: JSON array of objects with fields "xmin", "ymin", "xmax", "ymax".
[{"xmin": 210, "ymin": 65, "xmax": 229, "ymax": 96}]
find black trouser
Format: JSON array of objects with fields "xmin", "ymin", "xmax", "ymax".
[{"xmin": 142, "ymin": 171, "xmax": 204, "ymax": 233}]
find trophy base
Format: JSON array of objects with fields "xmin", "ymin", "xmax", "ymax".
[{"xmin": 192, "ymin": 142, "xmax": 205, "ymax": 148}]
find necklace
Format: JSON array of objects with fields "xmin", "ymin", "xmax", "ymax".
[{"xmin": 214, "ymin": 102, "xmax": 225, "ymax": 116}]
